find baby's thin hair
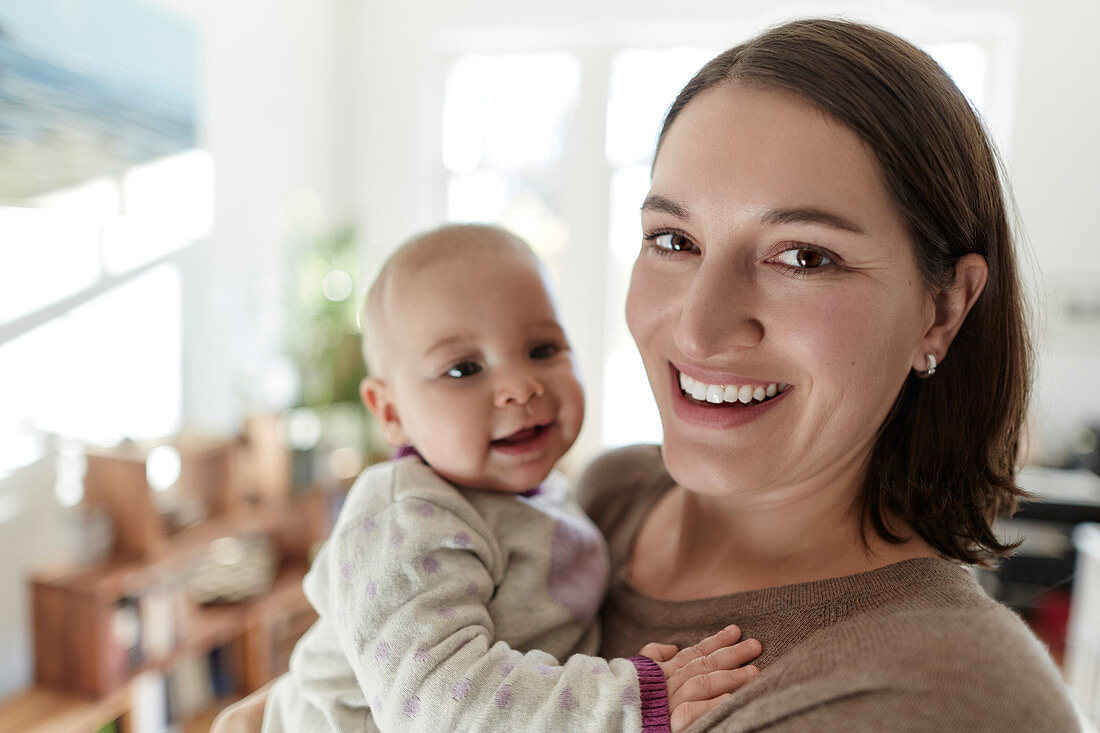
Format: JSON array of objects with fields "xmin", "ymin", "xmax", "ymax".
[{"xmin": 359, "ymin": 223, "xmax": 537, "ymax": 378}]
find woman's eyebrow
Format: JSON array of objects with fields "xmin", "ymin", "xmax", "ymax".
[
  {"xmin": 760, "ymin": 207, "xmax": 866, "ymax": 235},
  {"xmin": 642, "ymin": 195, "xmax": 865, "ymax": 236},
  {"xmin": 641, "ymin": 194, "xmax": 690, "ymax": 220}
]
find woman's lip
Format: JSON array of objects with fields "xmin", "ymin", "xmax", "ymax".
[
  {"xmin": 668, "ymin": 368, "xmax": 787, "ymax": 429},
  {"xmin": 673, "ymin": 362, "xmax": 781, "ymax": 389}
]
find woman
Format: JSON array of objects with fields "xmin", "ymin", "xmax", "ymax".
[{"xmin": 579, "ymin": 18, "xmax": 1080, "ymax": 731}]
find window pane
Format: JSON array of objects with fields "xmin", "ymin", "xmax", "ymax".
[
  {"xmin": 602, "ymin": 344, "xmax": 662, "ymax": 447},
  {"xmin": 0, "ymin": 263, "xmax": 182, "ymax": 461},
  {"xmin": 609, "ymin": 164, "xmax": 650, "ymax": 266},
  {"xmin": 105, "ymin": 149, "xmax": 213, "ymax": 273},
  {"xmin": 0, "ymin": 206, "xmax": 101, "ymax": 324},
  {"xmin": 443, "ymin": 53, "xmax": 580, "ymax": 173},
  {"xmin": 605, "ymin": 47, "xmax": 717, "ymax": 168}
]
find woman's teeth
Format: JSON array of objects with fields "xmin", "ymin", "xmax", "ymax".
[{"xmin": 679, "ymin": 373, "xmax": 788, "ymax": 405}]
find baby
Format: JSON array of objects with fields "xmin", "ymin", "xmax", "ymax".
[{"xmin": 261, "ymin": 224, "xmax": 760, "ymax": 732}]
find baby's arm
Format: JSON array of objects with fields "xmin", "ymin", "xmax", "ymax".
[{"xmin": 308, "ymin": 497, "xmax": 755, "ymax": 732}]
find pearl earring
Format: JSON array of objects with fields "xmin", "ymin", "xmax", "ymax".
[{"xmin": 916, "ymin": 353, "xmax": 937, "ymax": 379}]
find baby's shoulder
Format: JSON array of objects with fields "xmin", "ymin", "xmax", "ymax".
[{"xmin": 337, "ymin": 458, "xmax": 478, "ymax": 527}]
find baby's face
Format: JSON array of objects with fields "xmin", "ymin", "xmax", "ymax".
[{"xmin": 378, "ymin": 249, "xmax": 584, "ymax": 493}]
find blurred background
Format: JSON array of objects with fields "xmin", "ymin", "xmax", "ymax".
[{"xmin": 1, "ymin": 0, "xmax": 1098, "ymax": 729}]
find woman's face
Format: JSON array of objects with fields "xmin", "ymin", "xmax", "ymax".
[{"xmin": 627, "ymin": 84, "xmax": 935, "ymax": 501}]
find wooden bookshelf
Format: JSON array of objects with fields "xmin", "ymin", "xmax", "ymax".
[
  {"xmin": 0, "ymin": 425, "xmax": 331, "ymax": 731},
  {"xmin": 0, "ymin": 684, "xmax": 133, "ymax": 733}
]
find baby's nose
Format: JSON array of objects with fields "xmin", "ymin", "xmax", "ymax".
[{"xmin": 494, "ymin": 371, "xmax": 545, "ymax": 408}]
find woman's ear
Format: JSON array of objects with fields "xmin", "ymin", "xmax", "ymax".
[
  {"xmin": 912, "ymin": 253, "xmax": 988, "ymax": 372},
  {"xmin": 361, "ymin": 377, "xmax": 408, "ymax": 447}
]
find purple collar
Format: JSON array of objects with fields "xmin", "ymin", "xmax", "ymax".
[{"xmin": 392, "ymin": 445, "xmax": 542, "ymax": 497}]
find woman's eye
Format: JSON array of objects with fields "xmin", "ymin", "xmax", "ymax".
[
  {"xmin": 530, "ymin": 343, "xmax": 559, "ymax": 360},
  {"xmin": 445, "ymin": 361, "xmax": 482, "ymax": 379},
  {"xmin": 773, "ymin": 247, "xmax": 833, "ymax": 270},
  {"xmin": 649, "ymin": 232, "xmax": 697, "ymax": 253}
]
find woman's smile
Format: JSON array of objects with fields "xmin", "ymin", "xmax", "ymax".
[{"xmin": 669, "ymin": 365, "xmax": 791, "ymax": 429}]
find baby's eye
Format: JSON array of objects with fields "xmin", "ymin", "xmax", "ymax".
[
  {"xmin": 445, "ymin": 361, "xmax": 482, "ymax": 379},
  {"xmin": 529, "ymin": 343, "xmax": 560, "ymax": 360},
  {"xmin": 772, "ymin": 247, "xmax": 834, "ymax": 270},
  {"xmin": 648, "ymin": 231, "xmax": 698, "ymax": 254}
]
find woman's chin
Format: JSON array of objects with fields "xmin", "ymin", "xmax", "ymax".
[{"xmin": 660, "ymin": 439, "xmax": 761, "ymax": 498}]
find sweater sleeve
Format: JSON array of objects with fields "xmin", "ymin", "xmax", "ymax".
[{"xmin": 306, "ymin": 495, "xmax": 670, "ymax": 733}]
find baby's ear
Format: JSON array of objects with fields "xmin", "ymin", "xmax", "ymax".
[{"xmin": 360, "ymin": 377, "xmax": 408, "ymax": 447}]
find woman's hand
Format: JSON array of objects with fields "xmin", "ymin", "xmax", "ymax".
[{"xmin": 638, "ymin": 624, "xmax": 761, "ymax": 732}]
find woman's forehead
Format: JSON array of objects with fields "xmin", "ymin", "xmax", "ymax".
[{"xmin": 649, "ymin": 85, "xmax": 901, "ymax": 239}]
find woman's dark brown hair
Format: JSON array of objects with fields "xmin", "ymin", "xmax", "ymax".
[{"xmin": 656, "ymin": 18, "xmax": 1031, "ymax": 565}]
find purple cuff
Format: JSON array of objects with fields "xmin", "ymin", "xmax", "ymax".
[
  {"xmin": 628, "ymin": 655, "xmax": 671, "ymax": 732},
  {"xmin": 393, "ymin": 444, "xmax": 421, "ymax": 460}
]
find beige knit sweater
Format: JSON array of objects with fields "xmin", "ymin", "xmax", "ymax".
[{"xmin": 578, "ymin": 445, "xmax": 1080, "ymax": 732}]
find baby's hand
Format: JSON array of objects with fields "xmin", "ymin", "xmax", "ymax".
[{"xmin": 638, "ymin": 624, "xmax": 761, "ymax": 732}]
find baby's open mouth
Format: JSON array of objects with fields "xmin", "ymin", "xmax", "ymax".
[
  {"xmin": 678, "ymin": 372, "xmax": 790, "ymax": 406},
  {"xmin": 491, "ymin": 423, "xmax": 550, "ymax": 448}
]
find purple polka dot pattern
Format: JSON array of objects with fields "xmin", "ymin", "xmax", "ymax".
[
  {"xmin": 361, "ymin": 518, "xmax": 376, "ymax": 533},
  {"xmin": 365, "ymin": 580, "xmax": 377, "ymax": 598},
  {"xmin": 592, "ymin": 664, "xmax": 608, "ymax": 675},
  {"xmin": 417, "ymin": 502, "xmax": 435, "ymax": 517},
  {"xmin": 620, "ymin": 687, "xmax": 637, "ymax": 706},
  {"xmin": 341, "ymin": 562, "xmax": 351, "ymax": 580},
  {"xmin": 558, "ymin": 688, "xmax": 577, "ymax": 710},
  {"xmin": 536, "ymin": 663, "xmax": 552, "ymax": 675},
  {"xmin": 465, "ymin": 581, "xmax": 479, "ymax": 595},
  {"xmin": 500, "ymin": 662, "xmax": 514, "ymax": 676},
  {"xmin": 438, "ymin": 607, "xmax": 456, "ymax": 619},
  {"xmin": 390, "ymin": 532, "xmax": 405, "ymax": 548},
  {"xmin": 375, "ymin": 641, "xmax": 391, "ymax": 660},
  {"xmin": 413, "ymin": 646, "xmax": 429, "ymax": 662},
  {"xmin": 452, "ymin": 678, "xmax": 471, "ymax": 700},
  {"xmin": 422, "ymin": 555, "xmax": 439, "ymax": 574},
  {"xmin": 454, "ymin": 531, "xmax": 471, "ymax": 547},
  {"xmin": 547, "ymin": 520, "xmax": 610, "ymax": 623},
  {"xmin": 403, "ymin": 696, "xmax": 420, "ymax": 717},
  {"xmin": 494, "ymin": 684, "xmax": 513, "ymax": 709},
  {"xmin": 372, "ymin": 695, "xmax": 382, "ymax": 709}
]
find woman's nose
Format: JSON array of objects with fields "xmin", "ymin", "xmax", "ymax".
[
  {"xmin": 493, "ymin": 368, "xmax": 546, "ymax": 408},
  {"xmin": 673, "ymin": 264, "xmax": 764, "ymax": 360}
]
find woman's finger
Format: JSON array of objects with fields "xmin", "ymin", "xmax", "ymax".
[
  {"xmin": 670, "ymin": 666, "xmax": 760, "ymax": 708},
  {"xmin": 670, "ymin": 693, "xmax": 732, "ymax": 733},
  {"xmin": 637, "ymin": 642, "xmax": 679, "ymax": 663}
]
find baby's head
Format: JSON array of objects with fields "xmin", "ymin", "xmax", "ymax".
[{"xmin": 360, "ymin": 224, "xmax": 584, "ymax": 493}]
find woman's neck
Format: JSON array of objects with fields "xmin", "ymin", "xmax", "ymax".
[{"xmin": 629, "ymin": 477, "xmax": 938, "ymax": 600}]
